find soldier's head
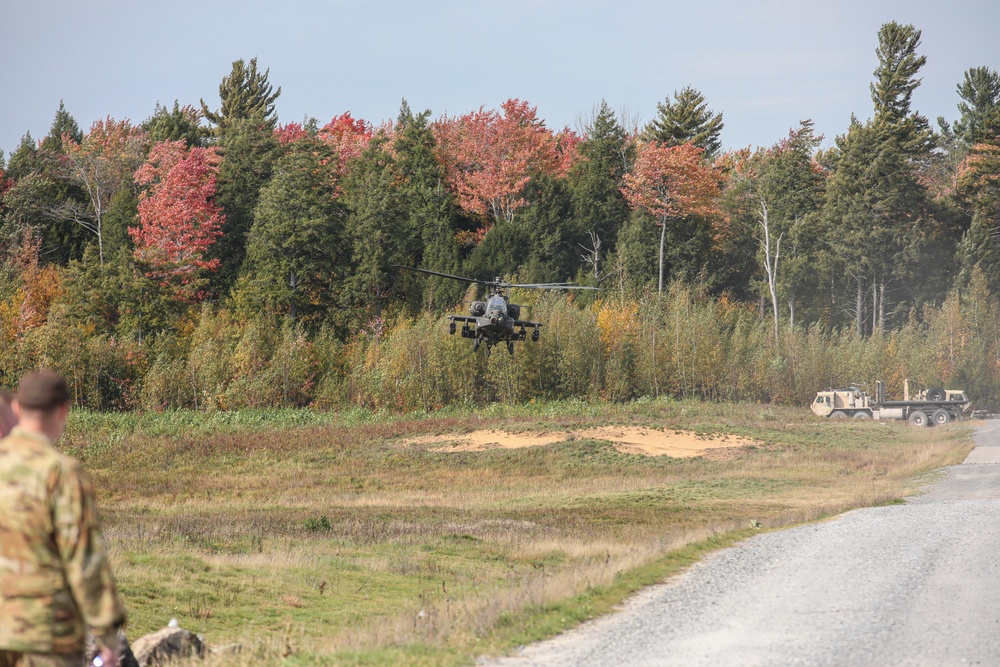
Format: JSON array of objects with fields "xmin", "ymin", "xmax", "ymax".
[
  {"xmin": 13, "ymin": 370, "xmax": 70, "ymax": 442},
  {"xmin": 0, "ymin": 389, "xmax": 15, "ymax": 438}
]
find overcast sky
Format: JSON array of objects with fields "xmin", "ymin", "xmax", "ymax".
[{"xmin": 2, "ymin": 0, "xmax": 998, "ymax": 159}]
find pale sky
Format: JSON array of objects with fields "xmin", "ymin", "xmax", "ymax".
[{"xmin": 2, "ymin": 0, "xmax": 998, "ymax": 159}]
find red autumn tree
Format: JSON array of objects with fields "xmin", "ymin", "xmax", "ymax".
[
  {"xmin": 130, "ymin": 140, "xmax": 224, "ymax": 300},
  {"xmin": 621, "ymin": 141, "xmax": 722, "ymax": 293},
  {"xmin": 319, "ymin": 113, "xmax": 374, "ymax": 175},
  {"xmin": 433, "ymin": 99, "xmax": 572, "ymax": 231},
  {"xmin": 274, "ymin": 122, "xmax": 310, "ymax": 145}
]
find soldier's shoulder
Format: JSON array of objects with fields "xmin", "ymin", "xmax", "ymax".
[{"xmin": 0, "ymin": 431, "xmax": 80, "ymax": 474}]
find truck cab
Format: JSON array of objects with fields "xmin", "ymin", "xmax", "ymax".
[{"xmin": 811, "ymin": 388, "xmax": 867, "ymax": 417}]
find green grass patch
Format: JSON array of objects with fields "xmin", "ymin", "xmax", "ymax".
[{"xmin": 77, "ymin": 397, "xmax": 973, "ymax": 665}]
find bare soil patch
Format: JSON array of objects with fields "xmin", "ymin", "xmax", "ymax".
[{"xmin": 403, "ymin": 426, "xmax": 759, "ymax": 458}]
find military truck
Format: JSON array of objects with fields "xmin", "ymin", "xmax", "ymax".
[{"xmin": 812, "ymin": 380, "xmax": 970, "ymax": 426}]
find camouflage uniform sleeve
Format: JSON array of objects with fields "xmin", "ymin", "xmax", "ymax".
[{"xmin": 49, "ymin": 460, "xmax": 126, "ymax": 650}]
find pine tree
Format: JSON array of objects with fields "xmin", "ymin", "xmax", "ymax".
[
  {"xmin": 200, "ymin": 58, "xmax": 281, "ymax": 135},
  {"xmin": 570, "ymin": 101, "xmax": 633, "ymax": 267},
  {"xmin": 954, "ymin": 66, "xmax": 1000, "ymax": 145},
  {"xmin": 871, "ymin": 22, "xmax": 933, "ymax": 155},
  {"xmin": 208, "ymin": 116, "xmax": 279, "ymax": 293},
  {"xmin": 238, "ymin": 137, "xmax": 343, "ymax": 322},
  {"xmin": 144, "ymin": 101, "xmax": 209, "ymax": 147},
  {"xmin": 644, "ymin": 86, "xmax": 724, "ymax": 158},
  {"xmin": 820, "ymin": 22, "xmax": 951, "ymax": 335},
  {"xmin": 40, "ymin": 101, "xmax": 82, "ymax": 154},
  {"xmin": 393, "ymin": 101, "xmax": 465, "ymax": 311},
  {"xmin": 342, "ymin": 135, "xmax": 418, "ymax": 319},
  {"xmin": 517, "ymin": 173, "xmax": 581, "ymax": 284},
  {"xmin": 871, "ymin": 23, "xmax": 926, "ymax": 124}
]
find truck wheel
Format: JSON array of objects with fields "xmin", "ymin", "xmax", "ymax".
[
  {"xmin": 926, "ymin": 387, "xmax": 946, "ymax": 401},
  {"xmin": 853, "ymin": 412, "xmax": 871, "ymax": 420},
  {"xmin": 932, "ymin": 409, "xmax": 951, "ymax": 425},
  {"xmin": 908, "ymin": 410, "xmax": 929, "ymax": 427},
  {"xmin": 830, "ymin": 411, "xmax": 847, "ymax": 419}
]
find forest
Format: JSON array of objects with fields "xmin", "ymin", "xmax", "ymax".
[{"xmin": 2, "ymin": 21, "xmax": 1000, "ymax": 411}]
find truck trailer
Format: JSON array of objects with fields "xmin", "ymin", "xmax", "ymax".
[{"xmin": 812, "ymin": 381, "xmax": 970, "ymax": 426}]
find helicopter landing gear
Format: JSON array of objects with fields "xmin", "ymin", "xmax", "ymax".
[
  {"xmin": 473, "ymin": 337, "xmax": 480, "ymax": 352},
  {"xmin": 484, "ymin": 340, "xmax": 492, "ymax": 358},
  {"xmin": 507, "ymin": 341, "xmax": 515, "ymax": 356}
]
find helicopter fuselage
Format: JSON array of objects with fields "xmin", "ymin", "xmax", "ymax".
[
  {"xmin": 448, "ymin": 294, "xmax": 541, "ymax": 351},
  {"xmin": 392, "ymin": 265, "xmax": 596, "ymax": 356}
]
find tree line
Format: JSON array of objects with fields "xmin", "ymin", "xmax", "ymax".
[{"xmin": 1, "ymin": 21, "xmax": 999, "ymax": 410}]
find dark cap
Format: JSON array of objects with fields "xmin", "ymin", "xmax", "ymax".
[{"xmin": 16, "ymin": 370, "xmax": 70, "ymax": 412}]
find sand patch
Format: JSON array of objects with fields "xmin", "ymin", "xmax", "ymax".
[{"xmin": 403, "ymin": 427, "xmax": 758, "ymax": 458}]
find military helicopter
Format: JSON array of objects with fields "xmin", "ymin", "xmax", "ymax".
[{"xmin": 394, "ymin": 266, "xmax": 599, "ymax": 356}]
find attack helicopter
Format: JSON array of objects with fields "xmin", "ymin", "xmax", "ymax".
[{"xmin": 394, "ymin": 266, "xmax": 599, "ymax": 356}]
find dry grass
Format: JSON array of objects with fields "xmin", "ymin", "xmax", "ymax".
[{"xmin": 73, "ymin": 400, "xmax": 973, "ymax": 666}]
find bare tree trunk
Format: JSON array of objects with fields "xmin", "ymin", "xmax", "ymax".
[
  {"xmin": 758, "ymin": 197, "xmax": 782, "ymax": 341},
  {"xmin": 658, "ymin": 219, "xmax": 667, "ymax": 295},
  {"xmin": 788, "ymin": 292, "xmax": 796, "ymax": 330},
  {"xmin": 579, "ymin": 231, "xmax": 603, "ymax": 284},
  {"xmin": 872, "ymin": 276, "xmax": 879, "ymax": 334},
  {"xmin": 856, "ymin": 273, "xmax": 865, "ymax": 337},
  {"xmin": 878, "ymin": 281, "xmax": 886, "ymax": 332}
]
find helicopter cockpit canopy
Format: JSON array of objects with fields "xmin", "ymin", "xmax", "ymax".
[{"xmin": 486, "ymin": 296, "xmax": 507, "ymax": 318}]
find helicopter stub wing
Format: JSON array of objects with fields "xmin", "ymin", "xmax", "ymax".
[
  {"xmin": 513, "ymin": 320, "xmax": 542, "ymax": 328},
  {"xmin": 448, "ymin": 315, "xmax": 479, "ymax": 324}
]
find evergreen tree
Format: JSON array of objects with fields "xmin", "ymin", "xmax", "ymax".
[
  {"xmin": 613, "ymin": 209, "xmax": 659, "ymax": 290},
  {"xmin": 342, "ymin": 134, "xmax": 418, "ymax": 319},
  {"xmin": 871, "ymin": 23, "xmax": 925, "ymax": 122},
  {"xmin": 6, "ymin": 133, "xmax": 43, "ymax": 181},
  {"xmin": 819, "ymin": 22, "xmax": 950, "ymax": 334},
  {"xmin": 518, "ymin": 173, "xmax": 581, "ymax": 284},
  {"xmin": 871, "ymin": 22, "xmax": 933, "ymax": 154},
  {"xmin": 40, "ymin": 101, "xmax": 82, "ymax": 154},
  {"xmin": 200, "ymin": 58, "xmax": 281, "ymax": 135},
  {"xmin": 393, "ymin": 101, "xmax": 465, "ymax": 311},
  {"xmin": 954, "ymin": 66, "xmax": 1000, "ymax": 145},
  {"xmin": 4, "ymin": 129, "xmax": 90, "ymax": 264},
  {"xmin": 144, "ymin": 101, "xmax": 208, "ymax": 147},
  {"xmin": 725, "ymin": 122, "xmax": 826, "ymax": 330},
  {"xmin": 208, "ymin": 115, "xmax": 278, "ymax": 293},
  {"xmin": 644, "ymin": 86, "xmax": 724, "ymax": 158},
  {"xmin": 570, "ymin": 101, "xmax": 633, "ymax": 268},
  {"xmin": 956, "ymin": 113, "xmax": 1000, "ymax": 293},
  {"xmin": 463, "ymin": 218, "xmax": 531, "ymax": 281},
  {"xmin": 238, "ymin": 137, "xmax": 343, "ymax": 322}
]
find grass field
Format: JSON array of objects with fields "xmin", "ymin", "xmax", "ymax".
[{"xmin": 63, "ymin": 398, "xmax": 973, "ymax": 666}]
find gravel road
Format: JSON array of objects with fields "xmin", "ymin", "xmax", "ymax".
[{"xmin": 483, "ymin": 422, "xmax": 1000, "ymax": 667}]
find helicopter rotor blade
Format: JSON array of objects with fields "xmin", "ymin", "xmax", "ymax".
[
  {"xmin": 391, "ymin": 265, "xmax": 487, "ymax": 285},
  {"xmin": 509, "ymin": 283, "xmax": 601, "ymax": 290},
  {"xmin": 393, "ymin": 266, "xmax": 600, "ymax": 291}
]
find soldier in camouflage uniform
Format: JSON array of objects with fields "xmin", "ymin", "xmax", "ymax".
[{"xmin": 0, "ymin": 371, "xmax": 126, "ymax": 667}]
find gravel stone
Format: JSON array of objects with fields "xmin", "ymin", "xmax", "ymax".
[{"xmin": 482, "ymin": 421, "xmax": 1000, "ymax": 667}]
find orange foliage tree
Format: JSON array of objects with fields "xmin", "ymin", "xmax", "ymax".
[
  {"xmin": 621, "ymin": 142, "xmax": 722, "ymax": 293},
  {"xmin": 61, "ymin": 117, "xmax": 147, "ymax": 263},
  {"xmin": 433, "ymin": 99, "xmax": 577, "ymax": 232},
  {"xmin": 0, "ymin": 230, "xmax": 64, "ymax": 342}
]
